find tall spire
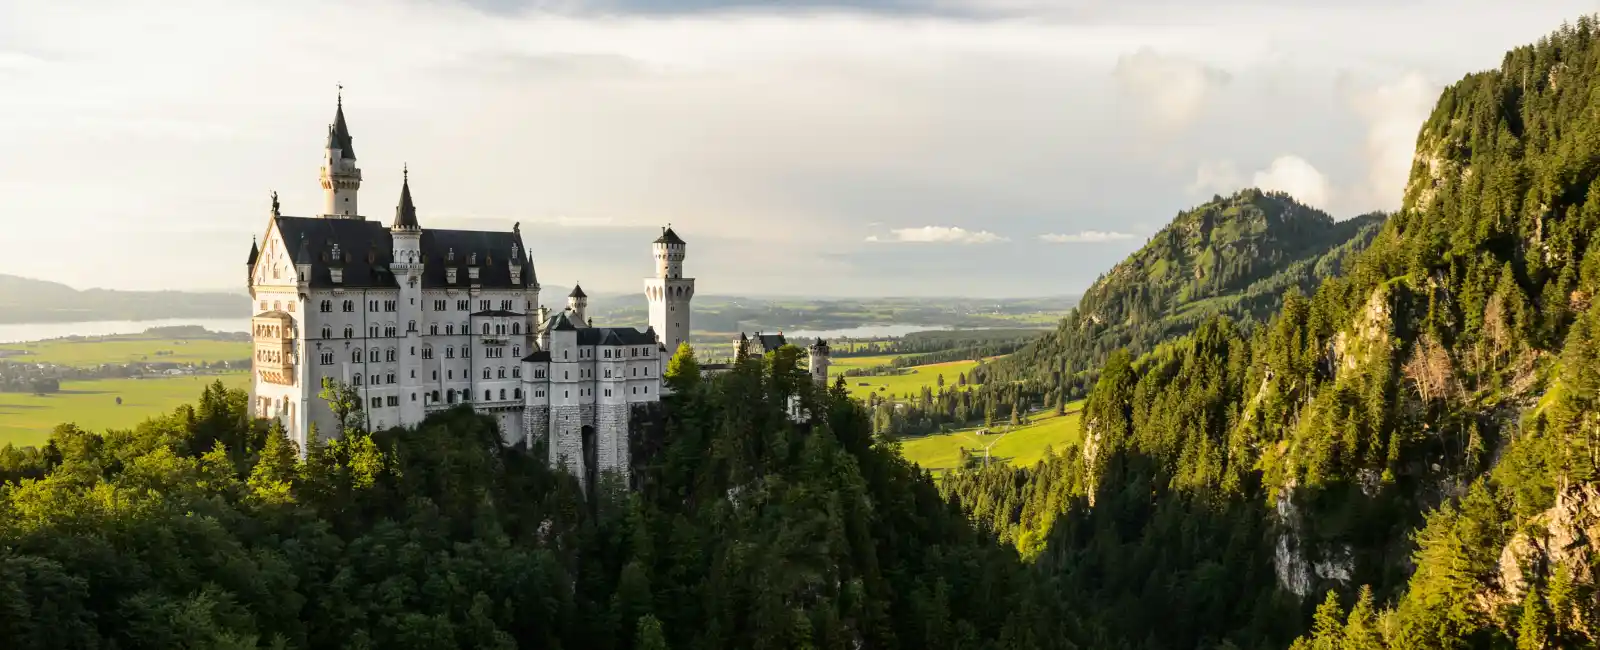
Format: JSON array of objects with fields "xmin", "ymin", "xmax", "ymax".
[
  {"xmin": 392, "ymin": 165, "xmax": 419, "ymax": 231},
  {"xmin": 320, "ymin": 86, "xmax": 363, "ymax": 218},
  {"xmin": 327, "ymin": 86, "xmax": 356, "ymax": 160}
]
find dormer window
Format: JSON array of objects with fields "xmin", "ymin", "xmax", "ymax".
[{"xmin": 446, "ymin": 268, "xmax": 458, "ymax": 284}]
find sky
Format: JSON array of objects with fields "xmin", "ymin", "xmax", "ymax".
[{"xmin": 0, "ymin": 0, "xmax": 1595, "ymax": 298}]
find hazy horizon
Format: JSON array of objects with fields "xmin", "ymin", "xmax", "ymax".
[{"xmin": 3, "ymin": 0, "xmax": 1592, "ymax": 296}]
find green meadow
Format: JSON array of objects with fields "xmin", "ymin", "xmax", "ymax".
[
  {"xmin": 0, "ymin": 336, "xmax": 250, "ymax": 366},
  {"xmin": 0, "ymin": 373, "xmax": 251, "ymax": 448},
  {"xmin": 899, "ymin": 404, "xmax": 1084, "ymax": 476},
  {"xmin": 839, "ymin": 358, "xmax": 987, "ymax": 401}
]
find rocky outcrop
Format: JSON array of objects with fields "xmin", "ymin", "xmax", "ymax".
[{"xmin": 1490, "ymin": 481, "xmax": 1600, "ymax": 631}]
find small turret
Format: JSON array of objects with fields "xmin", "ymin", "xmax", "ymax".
[
  {"xmin": 808, "ymin": 338, "xmax": 831, "ymax": 386},
  {"xmin": 568, "ymin": 283, "xmax": 588, "ymax": 325},
  {"xmin": 320, "ymin": 88, "xmax": 363, "ymax": 218}
]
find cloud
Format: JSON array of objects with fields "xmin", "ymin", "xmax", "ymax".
[
  {"xmin": 1342, "ymin": 71, "xmax": 1438, "ymax": 212},
  {"xmin": 1187, "ymin": 155, "xmax": 1332, "ymax": 211},
  {"xmin": 1039, "ymin": 230, "xmax": 1134, "ymax": 243},
  {"xmin": 1113, "ymin": 47, "xmax": 1230, "ymax": 132},
  {"xmin": 868, "ymin": 226, "xmax": 1007, "ymax": 244}
]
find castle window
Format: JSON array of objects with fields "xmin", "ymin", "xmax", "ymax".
[
  {"xmin": 343, "ymin": 300, "xmax": 355, "ymax": 312},
  {"xmin": 632, "ymin": 367, "xmax": 636, "ymax": 377},
  {"xmin": 498, "ymin": 366, "xmax": 506, "ymax": 379},
  {"xmin": 445, "ymin": 324, "xmax": 454, "ymax": 335},
  {"xmin": 564, "ymin": 351, "xmax": 569, "ymax": 360},
  {"xmin": 259, "ymin": 301, "xmax": 267, "ymax": 311},
  {"xmin": 447, "ymin": 390, "xmax": 456, "ymax": 404},
  {"xmin": 644, "ymin": 367, "xmax": 650, "ymax": 376},
  {"xmin": 479, "ymin": 300, "xmax": 490, "ymax": 311},
  {"xmin": 431, "ymin": 390, "xmax": 440, "ymax": 402},
  {"xmin": 499, "ymin": 389, "xmax": 506, "ymax": 400},
  {"xmin": 433, "ymin": 300, "xmax": 445, "ymax": 311},
  {"xmin": 632, "ymin": 386, "xmax": 636, "ymax": 394},
  {"xmin": 369, "ymin": 324, "xmax": 379, "ymax": 338},
  {"xmin": 512, "ymin": 323, "xmax": 520, "ymax": 335},
  {"xmin": 564, "ymin": 371, "xmax": 569, "ymax": 380},
  {"xmin": 514, "ymin": 388, "xmax": 522, "ymax": 399},
  {"xmin": 456, "ymin": 300, "xmax": 469, "ymax": 311},
  {"xmin": 432, "ymin": 370, "xmax": 438, "ymax": 380},
  {"xmin": 371, "ymin": 374, "xmax": 379, "ymax": 385},
  {"xmin": 564, "ymin": 391, "xmax": 569, "ymax": 398},
  {"xmin": 386, "ymin": 349, "xmax": 397, "ymax": 362},
  {"xmin": 319, "ymin": 351, "xmax": 333, "ymax": 365},
  {"xmin": 320, "ymin": 300, "xmax": 332, "ymax": 312},
  {"xmin": 369, "ymin": 300, "xmax": 378, "ymax": 312},
  {"xmin": 448, "ymin": 369, "xmax": 453, "ymax": 379},
  {"xmin": 445, "ymin": 346, "xmax": 455, "ymax": 359},
  {"xmin": 321, "ymin": 325, "xmax": 332, "ymax": 339},
  {"xmin": 535, "ymin": 369, "xmax": 545, "ymax": 378},
  {"xmin": 353, "ymin": 374, "xmax": 363, "ymax": 386},
  {"xmin": 344, "ymin": 326, "xmax": 354, "ymax": 338},
  {"xmin": 484, "ymin": 390, "xmax": 492, "ymax": 401},
  {"xmin": 500, "ymin": 300, "xmax": 512, "ymax": 310},
  {"xmin": 273, "ymin": 301, "xmax": 281, "ymax": 311},
  {"xmin": 483, "ymin": 368, "xmax": 491, "ymax": 380},
  {"xmin": 461, "ymin": 321, "xmax": 469, "ymax": 332},
  {"xmin": 371, "ymin": 397, "xmax": 381, "ymax": 408},
  {"xmin": 644, "ymin": 386, "xmax": 649, "ymax": 394},
  {"xmin": 463, "ymin": 347, "xmax": 471, "ymax": 359},
  {"xmin": 386, "ymin": 372, "xmax": 395, "ymax": 384},
  {"xmin": 411, "ymin": 393, "xmax": 416, "ymax": 402},
  {"xmin": 408, "ymin": 320, "xmax": 416, "ymax": 332},
  {"xmin": 512, "ymin": 346, "xmax": 520, "ymax": 357},
  {"xmin": 370, "ymin": 347, "xmax": 379, "ymax": 361},
  {"xmin": 351, "ymin": 349, "xmax": 362, "ymax": 363},
  {"xmin": 536, "ymin": 391, "xmax": 544, "ymax": 397},
  {"xmin": 482, "ymin": 323, "xmax": 491, "ymax": 335},
  {"xmin": 410, "ymin": 370, "xmax": 415, "ymax": 379},
  {"xmin": 422, "ymin": 346, "xmax": 433, "ymax": 360},
  {"xmin": 603, "ymin": 350, "xmax": 610, "ymax": 359},
  {"xmin": 387, "ymin": 396, "xmax": 398, "ymax": 407},
  {"xmin": 430, "ymin": 324, "xmax": 438, "ymax": 335},
  {"xmin": 604, "ymin": 369, "xmax": 612, "ymax": 378},
  {"xmin": 384, "ymin": 325, "xmax": 397, "ymax": 337},
  {"xmin": 410, "ymin": 347, "xmax": 415, "ymax": 357},
  {"xmin": 512, "ymin": 367, "xmax": 521, "ymax": 378},
  {"xmin": 384, "ymin": 300, "xmax": 396, "ymax": 312}
]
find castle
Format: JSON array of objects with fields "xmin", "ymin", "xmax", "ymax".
[{"xmin": 246, "ymin": 95, "xmax": 694, "ymax": 490}]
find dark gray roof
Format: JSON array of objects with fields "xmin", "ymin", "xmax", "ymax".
[
  {"xmin": 523, "ymin": 350, "xmax": 552, "ymax": 362},
  {"xmin": 748, "ymin": 332, "xmax": 787, "ymax": 352},
  {"xmin": 654, "ymin": 227, "xmax": 685, "ymax": 245},
  {"xmin": 327, "ymin": 99, "xmax": 355, "ymax": 159},
  {"xmin": 247, "ymin": 238, "xmax": 259, "ymax": 266},
  {"xmin": 577, "ymin": 327, "xmax": 657, "ymax": 346},
  {"xmin": 568, "ymin": 284, "xmax": 587, "ymax": 298},
  {"xmin": 273, "ymin": 215, "xmax": 531, "ymax": 290},
  {"xmin": 392, "ymin": 175, "xmax": 419, "ymax": 230},
  {"xmin": 544, "ymin": 312, "xmax": 578, "ymax": 331},
  {"xmin": 471, "ymin": 309, "xmax": 523, "ymax": 317}
]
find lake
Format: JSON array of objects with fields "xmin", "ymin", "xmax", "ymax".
[{"xmin": 0, "ymin": 318, "xmax": 246, "ymax": 344}]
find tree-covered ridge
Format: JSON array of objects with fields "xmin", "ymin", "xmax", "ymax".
[
  {"xmin": 946, "ymin": 16, "xmax": 1600, "ymax": 649},
  {"xmin": 992, "ymin": 189, "xmax": 1383, "ymax": 397},
  {"xmin": 0, "ymin": 345, "xmax": 1079, "ymax": 649}
]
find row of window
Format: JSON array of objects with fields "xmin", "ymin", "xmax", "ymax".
[
  {"xmin": 260, "ymin": 300, "xmax": 297, "ymax": 313},
  {"xmin": 356, "ymin": 382, "xmax": 653, "ymax": 412},
  {"xmin": 316, "ymin": 321, "xmax": 524, "ymax": 339},
  {"xmin": 308, "ymin": 298, "xmax": 527, "ymax": 315}
]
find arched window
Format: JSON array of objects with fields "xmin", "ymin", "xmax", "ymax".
[
  {"xmin": 512, "ymin": 346, "xmax": 520, "ymax": 358},
  {"xmin": 499, "ymin": 388, "xmax": 506, "ymax": 400},
  {"xmin": 422, "ymin": 346, "xmax": 433, "ymax": 360},
  {"xmin": 386, "ymin": 348, "xmax": 397, "ymax": 362},
  {"xmin": 446, "ymin": 346, "xmax": 456, "ymax": 358},
  {"xmin": 461, "ymin": 321, "xmax": 469, "ymax": 333},
  {"xmin": 447, "ymin": 390, "xmax": 456, "ymax": 404},
  {"xmin": 369, "ymin": 347, "xmax": 380, "ymax": 363},
  {"xmin": 430, "ymin": 324, "xmax": 438, "ymax": 335},
  {"xmin": 369, "ymin": 324, "xmax": 380, "ymax": 337},
  {"xmin": 514, "ymin": 388, "xmax": 522, "ymax": 399},
  {"xmin": 482, "ymin": 322, "xmax": 491, "ymax": 335},
  {"xmin": 483, "ymin": 368, "xmax": 491, "ymax": 379},
  {"xmin": 512, "ymin": 366, "xmax": 521, "ymax": 378},
  {"xmin": 351, "ymin": 349, "xmax": 362, "ymax": 363},
  {"xmin": 445, "ymin": 324, "xmax": 454, "ymax": 335},
  {"xmin": 512, "ymin": 322, "xmax": 520, "ymax": 335},
  {"xmin": 431, "ymin": 390, "xmax": 440, "ymax": 402},
  {"xmin": 321, "ymin": 325, "xmax": 332, "ymax": 339},
  {"xmin": 343, "ymin": 300, "xmax": 354, "ymax": 312},
  {"xmin": 343, "ymin": 325, "xmax": 354, "ymax": 338},
  {"xmin": 320, "ymin": 300, "xmax": 332, "ymax": 312},
  {"xmin": 353, "ymin": 374, "xmax": 363, "ymax": 386},
  {"xmin": 408, "ymin": 320, "xmax": 416, "ymax": 332},
  {"xmin": 484, "ymin": 390, "xmax": 492, "ymax": 401}
]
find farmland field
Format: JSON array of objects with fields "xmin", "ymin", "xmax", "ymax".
[
  {"xmin": 0, "ymin": 373, "xmax": 249, "ymax": 448},
  {"xmin": 899, "ymin": 404, "xmax": 1083, "ymax": 476},
  {"xmin": 0, "ymin": 336, "xmax": 249, "ymax": 366},
  {"xmin": 839, "ymin": 358, "xmax": 988, "ymax": 400}
]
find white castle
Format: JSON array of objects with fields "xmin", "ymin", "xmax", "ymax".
[{"xmin": 246, "ymin": 95, "xmax": 695, "ymax": 490}]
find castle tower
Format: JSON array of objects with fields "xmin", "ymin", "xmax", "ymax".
[
  {"xmin": 320, "ymin": 91, "xmax": 363, "ymax": 218},
  {"xmin": 808, "ymin": 338, "xmax": 831, "ymax": 385},
  {"xmin": 567, "ymin": 284, "xmax": 588, "ymax": 326},
  {"xmin": 390, "ymin": 168, "xmax": 426, "ymax": 424},
  {"xmin": 644, "ymin": 226, "xmax": 693, "ymax": 355}
]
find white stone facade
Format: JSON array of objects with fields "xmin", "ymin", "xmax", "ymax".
[{"xmin": 246, "ymin": 96, "xmax": 673, "ymax": 493}]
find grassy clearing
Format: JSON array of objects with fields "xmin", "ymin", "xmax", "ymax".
[
  {"xmin": 840, "ymin": 358, "xmax": 987, "ymax": 401},
  {"xmin": 899, "ymin": 404, "xmax": 1084, "ymax": 475},
  {"xmin": 0, "ymin": 373, "xmax": 249, "ymax": 448},
  {"xmin": 0, "ymin": 336, "xmax": 249, "ymax": 366},
  {"xmin": 828, "ymin": 354, "xmax": 902, "ymax": 375}
]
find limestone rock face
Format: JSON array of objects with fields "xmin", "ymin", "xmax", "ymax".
[{"xmin": 1490, "ymin": 482, "xmax": 1600, "ymax": 626}]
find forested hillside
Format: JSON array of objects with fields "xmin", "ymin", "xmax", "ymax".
[
  {"xmin": 0, "ymin": 350, "xmax": 1084, "ymax": 649},
  {"xmin": 945, "ymin": 16, "xmax": 1600, "ymax": 649},
  {"xmin": 989, "ymin": 190, "xmax": 1382, "ymax": 398}
]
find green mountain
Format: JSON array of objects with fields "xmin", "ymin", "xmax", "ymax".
[
  {"xmin": 993, "ymin": 189, "xmax": 1384, "ymax": 396},
  {"xmin": 0, "ymin": 274, "xmax": 245, "ymax": 324},
  {"xmin": 944, "ymin": 16, "xmax": 1600, "ymax": 649}
]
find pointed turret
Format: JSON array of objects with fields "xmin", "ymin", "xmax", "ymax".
[
  {"xmin": 320, "ymin": 88, "xmax": 363, "ymax": 219},
  {"xmin": 568, "ymin": 283, "xmax": 588, "ymax": 325},
  {"xmin": 392, "ymin": 166, "xmax": 420, "ymax": 231},
  {"xmin": 247, "ymin": 236, "xmax": 259, "ymax": 266}
]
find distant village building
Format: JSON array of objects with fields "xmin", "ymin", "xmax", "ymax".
[{"xmin": 245, "ymin": 93, "xmax": 694, "ymax": 492}]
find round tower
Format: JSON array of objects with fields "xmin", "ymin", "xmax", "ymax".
[
  {"xmin": 644, "ymin": 226, "xmax": 694, "ymax": 355},
  {"xmin": 568, "ymin": 283, "xmax": 588, "ymax": 326},
  {"xmin": 808, "ymin": 338, "xmax": 831, "ymax": 386},
  {"xmin": 320, "ymin": 90, "xmax": 363, "ymax": 218}
]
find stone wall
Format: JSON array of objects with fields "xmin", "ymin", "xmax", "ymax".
[
  {"xmin": 597, "ymin": 403, "xmax": 630, "ymax": 478},
  {"xmin": 549, "ymin": 404, "xmax": 583, "ymax": 474},
  {"xmin": 523, "ymin": 405, "xmax": 549, "ymax": 448}
]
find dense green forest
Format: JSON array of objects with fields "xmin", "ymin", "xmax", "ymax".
[
  {"xmin": 986, "ymin": 190, "xmax": 1384, "ymax": 400},
  {"xmin": 0, "ymin": 350, "xmax": 1084, "ymax": 649},
  {"xmin": 942, "ymin": 16, "xmax": 1600, "ymax": 649}
]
